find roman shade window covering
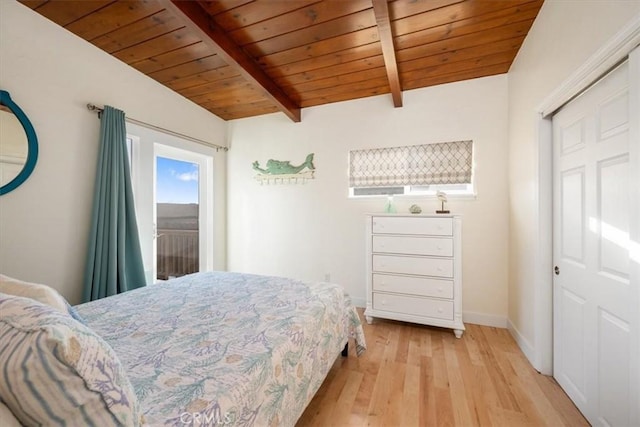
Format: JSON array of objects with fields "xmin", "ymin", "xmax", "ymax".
[{"xmin": 349, "ymin": 140, "xmax": 473, "ymax": 188}]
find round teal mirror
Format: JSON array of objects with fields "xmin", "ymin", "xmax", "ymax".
[{"xmin": 0, "ymin": 90, "xmax": 38, "ymax": 195}]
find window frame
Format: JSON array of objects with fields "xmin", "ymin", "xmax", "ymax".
[
  {"xmin": 125, "ymin": 124, "xmax": 216, "ymax": 285},
  {"xmin": 348, "ymin": 182, "xmax": 477, "ymax": 199}
]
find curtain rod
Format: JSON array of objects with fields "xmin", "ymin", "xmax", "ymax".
[{"xmin": 86, "ymin": 104, "xmax": 228, "ymax": 152}]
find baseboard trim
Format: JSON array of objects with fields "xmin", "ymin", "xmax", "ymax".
[
  {"xmin": 463, "ymin": 311, "xmax": 508, "ymax": 328},
  {"xmin": 351, "ymin": 296, "xmax": 366, "ymax": 308},
  {"xmin": 507, "ymin": 319, "xmax": 537, "ymax": 368}
]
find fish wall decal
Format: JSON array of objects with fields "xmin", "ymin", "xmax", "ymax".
[{"xmin": 252, "ymin": 153, "xmax": 315, "ymax": 175}]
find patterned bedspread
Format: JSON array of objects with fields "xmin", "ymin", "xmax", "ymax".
[{"xmin": 75, "ymin": 271, "xmax": 366, "ymax": 426}]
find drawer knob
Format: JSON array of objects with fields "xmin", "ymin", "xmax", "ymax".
[
  {"xmin": 438, "ymin": 308, "xmax": 443, "ymax": 313},
  {"xmin": 437, "ymin": 267, "xmax": 443, "ymax": 271},
  {"xmin": 437, "ymin": 245, "xmax": 443, "ymax": 250},
  {"xmin": 438, "ymin": 287, "xmax": 443, "ymax": 292}
]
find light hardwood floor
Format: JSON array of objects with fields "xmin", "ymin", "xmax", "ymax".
[{"xmin": 297, "ymin": 309, "xmax": 588, "ymax": 427}]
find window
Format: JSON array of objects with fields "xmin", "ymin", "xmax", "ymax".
[
  {"xmin": 125, "ymin": 136, "xmax": 133, "ymax": 163},
  {"xmin": 349, "ymin": 140, "xmax": 474, "ymax": 197}
]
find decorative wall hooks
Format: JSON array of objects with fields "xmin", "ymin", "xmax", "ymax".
[{"xmin": 253, "ymin": 153, "xmax": 315, "ymax": 185}]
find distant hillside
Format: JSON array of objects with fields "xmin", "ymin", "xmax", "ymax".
[{"xmin": 157, "ymin": 203, "xmax": 198, "ymax": 230}]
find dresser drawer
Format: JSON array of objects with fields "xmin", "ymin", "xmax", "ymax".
[
  {"xmin": 373, "ymin": 293, "xmax": 454, "ymax": 320},
  {"xmin": 373, "ymin": 274, "xmax": 454, "ymax": 299},
  {"xmin": 372, "ymin": 255, "xmax": 453, "ymax": 278},
  {"xmin": 372, "ymin": 216, "xmax": 452, "ymax": 236},
  {"xmin": 372, "ymin": 235, "xmax": 453, "ymax": 257}
]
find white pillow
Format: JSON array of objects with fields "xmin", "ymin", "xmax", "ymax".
[
  {"xmin": 0, "ymin": 401, "xmax": 21, "ymax": 427},
  {"xmin": 0, "ymin": 293, "xmax": 144, "ymax": 426},
  {"xmin": 0, "ymin": 273, "xmax": 68, "ymax": 314}
]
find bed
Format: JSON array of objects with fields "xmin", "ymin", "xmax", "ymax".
[{"xmin": 0, "ymin": 271, "xmax": 366, "ymax": 426}]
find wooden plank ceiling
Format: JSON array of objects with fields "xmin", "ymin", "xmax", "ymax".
[{"xmin": 21, "ymin": 0, "xmax": 543, "ymax": 122}]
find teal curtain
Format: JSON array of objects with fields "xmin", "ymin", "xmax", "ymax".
[{"xmin": 83, "ymin": 106, "xmax": 146, "ymax": 302}]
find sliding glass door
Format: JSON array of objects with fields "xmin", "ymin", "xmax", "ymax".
[
  {"xmin": 155, "ymin": 154, "xmax": 199, "ymax": 280},
  {"xmin": 154, "ymin": 145, "xmax": 212, "ymax": 281},
  {"xmin": 126, "ymin": 123, "xmax": 214, "ymax": 284}
]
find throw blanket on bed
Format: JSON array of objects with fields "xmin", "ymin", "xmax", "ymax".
[{"xmin": 76, "ymin": 271, "xmax": 366, "ymax": 427}]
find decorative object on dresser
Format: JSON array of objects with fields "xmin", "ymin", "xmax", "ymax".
[
  {"xmin": 383, "ymin": 195, "xmax": 397, "ymax": 213},
  {"xmin": 409, "ymin": 204, "xmax": 422, "ymax": 214},
  {"xmin": 365, "ymin": 214, "xmax": 464, "ymax": 338},
  {"xmin": 435, "ymin": 191, "xmax": 450, "ymax": 214}
]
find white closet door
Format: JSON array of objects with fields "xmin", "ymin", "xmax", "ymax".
[{"xmin": 552, "ymin": 48, "xmax": 639, "ymax": 427}]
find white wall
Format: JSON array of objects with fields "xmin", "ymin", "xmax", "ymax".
[
  {"xmin": 227, "ymin": 75, "xmax": 510, "ymax": 325},
  {"xmin": 0, "ymin": 1, "xmax": 227, "ymax": 304},
  {"xmin": 508, "ymin": 0, "xmax": 640, "ymax": 370}
]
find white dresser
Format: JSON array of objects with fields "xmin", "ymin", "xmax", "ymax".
[{"xmin": 364, "ymin": 214, "xmax": 464, "ymax": 338}]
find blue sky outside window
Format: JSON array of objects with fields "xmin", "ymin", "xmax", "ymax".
[{"xmin": 156, "ymin": 157, "xmax": 199, "ymax": 204}]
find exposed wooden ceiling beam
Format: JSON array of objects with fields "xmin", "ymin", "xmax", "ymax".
[
  {"xmin": 164, "ymin": 0, "xmax": 301, "ymax": 122},
  {"xmin": 371, "ymin": 0, "xmax": 403, "ymax": 108}
]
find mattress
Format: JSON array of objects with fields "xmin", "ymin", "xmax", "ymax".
[{"xmin": 76, "ymin": 271, "xmax": 366, "ymax": 426}]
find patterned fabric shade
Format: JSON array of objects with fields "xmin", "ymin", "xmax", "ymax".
[{"xmin": 349, "ymin": 140, "xmax": 473, "ymax": 187}]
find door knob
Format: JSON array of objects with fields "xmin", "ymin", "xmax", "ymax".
[{"xmin": 554, "ymin": 266, "xmax": 560, "ymax": 275}]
